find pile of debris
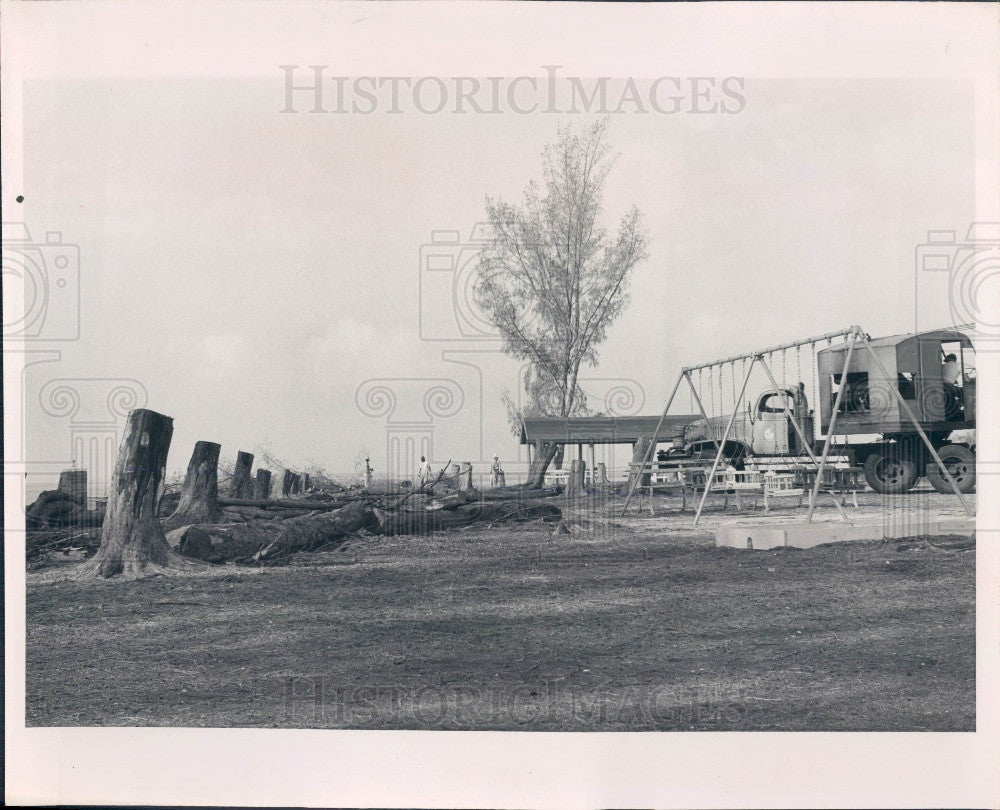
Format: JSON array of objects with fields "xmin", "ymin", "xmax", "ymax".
[
  {"xmin": 26, "ymin": 462, "xmax": 564, "ymax": 569},
  {"xmin": 166, "ymin": 483, "xmax": 564, "ymax": 566}
]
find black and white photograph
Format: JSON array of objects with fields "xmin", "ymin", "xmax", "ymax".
[{"xmin": 4, "ymin": 2, "xmax": 999, "ymax": 807}]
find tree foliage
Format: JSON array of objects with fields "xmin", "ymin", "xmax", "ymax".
[{"xmin": 477, "ymin": 119, "xmax": 648, "ymax": 481}]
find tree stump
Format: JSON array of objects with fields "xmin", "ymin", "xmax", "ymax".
[
  {"xmin": 567, "ymin": 459, "xmax": 587, "ymax": 497},
  {"xmin": 627, "ymin": 437, "xmax": 652, "ymax": 492},
  {"xmin": 302, "ymin": 473, "xmax": 311, "ymax": 492},
  {"xmin": 596, "ymin": 462, "xmax": 608, "ymax": 485},
  {"xmin": 459, "ymin": 462, "xmax": 474, "ymax": 491},
  {"xmin": 57, "ymin": 469, "xmax": 88, "ymax": 504},
  {"xmin": 163, "ymin": 440, "xmax": 223, "ymax": 530},
  {"xmin": 231, "ymin": 451, "xmax": 254, "ymax": 499},
  {"xmin": 281, "ymin": 469, "xmax": 293, "ymax": 496},
  {"xmin": 78, "ymin": 408, "xmax": 198, "ymax": 577},
  {"xmin": 254, "ymin": 469, "xmax": 273, "ymax": 500}
]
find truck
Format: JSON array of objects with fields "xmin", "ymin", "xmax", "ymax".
[{"xmin": 663, "ymin": 328, "xmax": 976, "ymax": 495}]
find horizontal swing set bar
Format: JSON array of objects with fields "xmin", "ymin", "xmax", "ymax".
[{"xmin": 681, "ymin": 326, "xmax": 862, "ymax": 374}]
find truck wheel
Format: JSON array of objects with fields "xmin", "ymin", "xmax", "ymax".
[
  {"xmin": 863, "ymin": 447, "xmax": 919, "ymax": 494},
  {"xmin": 926, "ymin": 444, "xmax": 976, "ymax": 494}
]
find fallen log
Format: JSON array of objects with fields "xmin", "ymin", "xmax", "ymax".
[
  {"xmin": 374, "ymin": 500, "xmax": 562, "ymax": 535},
  {"xmin": 217, "ymin": 497, "xmax": 359, "ymax": 510},
  {"xmin": 166, "ymin": 500, "xmax": 377, "ymax": 564},
  {"xmin": 478, "ymin": 485, "xmax": 563, "ymax": 501},
  {"xmin": 253, "ymin": 500, "xmax": 377, "ymax": 564}
]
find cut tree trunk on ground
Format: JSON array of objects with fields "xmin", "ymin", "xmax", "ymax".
[
  {"xmin": 253, "ymin": 500, "xmax": 377, "ymax": 564},
  {"xmin": 231, "ymin": 451, "xmax": 254, "ymax": 499},
  {"xmin": 166, "ymin": 522, "xmax": 283, "ymax": 563},
  {"xmin": 374, "ymin": 500, "xmax": 561, "ymax": 536},
  {"xmin": 253, "ymin": 469, "xmax": 272, "ymax": 500},
  {"xmin": 77, "ymin": 408, "xmax": 201, "ymax": 578},
  {"xmin": 218, "ymin": 497, "xmax": 356, "ymax": 510},
  {"xmin": 478, "ymin": 485, "xmax": 563, "ymax": 500},
  {"xmin": 163, "ymin": 440, "xmax": 223, "ymax": 531}
]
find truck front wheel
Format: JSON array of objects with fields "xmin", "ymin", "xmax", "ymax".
[
  {"xmin": 863, "ymin": 447, "xmax": 919, "ymax": 494},
  {"xmin": 926, "ymin": 444, "xmax": 976, "ymax": 494}
]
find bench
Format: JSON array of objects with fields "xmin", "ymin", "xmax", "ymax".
[{"xmin": 793, "ymin": 466, "xmax": 864, "ymax": 508}]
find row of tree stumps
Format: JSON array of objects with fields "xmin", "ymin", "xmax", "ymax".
[{"xmin": 76, "ymin": 407, "xmax": 317, "ymax": 578}]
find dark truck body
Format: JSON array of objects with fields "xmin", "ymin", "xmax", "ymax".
[{"xmin": 669, "ymin": 329, "xmax": 976, "ymax": 494}]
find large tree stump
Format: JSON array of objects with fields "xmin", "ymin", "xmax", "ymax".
[
  {"xmin": 596, "ymin": 462, "xmax": 608, "ymax": 485},
  {"xmin": 162, "ymin": 440, "xmax": 223, "ymax": 530},
  {"xmin": 253, "ymin": 469, "xmax": 272, "ymax": 500},
  {"xmin": 567, "ymin": 459, "xmax": 587, "ymax": 497},
  {"xmin": 459, "ymin": 462, "xmax": 474, "ymax": 491},
  {"xmin": 57, "ymin": 469, "xmax": 88, "ymax": 504},
  {"xmin": 302, "ymin": 473, "xmax": 311, "ymax": 492},
  {"xmin": 78, "ymin": 409, "xmax": 197, "ymax": 577},
  {"xmin": 626, "ymin": 437, "xmax": 652, "ymax": 493},
  {"xmin": 231, "ymin": 451, "xmax": 254, "ymax": 499},
  {"xmin": 281, "ymin": 468, "xmax": 293, "ymax": 496}
]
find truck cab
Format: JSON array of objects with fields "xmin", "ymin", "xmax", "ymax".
[{"xmin": 683, "ymin": 386, "xmax": 813, "ymax": 459}]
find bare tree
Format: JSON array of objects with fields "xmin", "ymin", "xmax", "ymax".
[{"xmin": 477, "ymin": 118, "xmax": 648, "ymax": 485}]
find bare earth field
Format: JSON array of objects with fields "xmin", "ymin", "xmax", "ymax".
[{"xmin": 26, "ymin": 490, "xmax": 975, "ymax": 730}]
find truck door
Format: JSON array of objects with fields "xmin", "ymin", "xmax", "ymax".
[{"xmin": 751, "ymin": 391, "xmax": 791, "ymax": 455}]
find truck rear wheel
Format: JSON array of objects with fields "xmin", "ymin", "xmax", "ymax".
[
  {"xmin": 926, "ymin": 444, "xmax": 976, "ymax": 494},
  {"xmin": 863, "ymin": 447, "xmax": 919, "ymax": 494}
]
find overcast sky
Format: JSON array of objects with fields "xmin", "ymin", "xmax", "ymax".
[{"xmin": 22, "ymin": 76, "xmax": 974, "ymax": 481}]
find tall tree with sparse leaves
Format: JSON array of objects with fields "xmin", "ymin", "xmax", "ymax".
[{"xmin": 477, "ymin": 119, "xmax": 648, "ymax": 486}]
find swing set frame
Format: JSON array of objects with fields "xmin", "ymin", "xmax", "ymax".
[{"xmin": 621, "ymin": 325, "xmax": 974, "ymax": 523}]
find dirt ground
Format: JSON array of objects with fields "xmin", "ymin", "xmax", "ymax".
[{"xmin": 25, "ymin": 489, "xmax": 975, "ymax": 730}]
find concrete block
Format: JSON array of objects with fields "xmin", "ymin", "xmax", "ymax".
[{"xmin": 716, "ymin": 518, "xmax": 975, "ymax": 550}]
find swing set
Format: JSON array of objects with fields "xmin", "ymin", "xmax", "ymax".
[{"xmin": 622, "ymin": 325, "xmax": 975, "ymax": 525}]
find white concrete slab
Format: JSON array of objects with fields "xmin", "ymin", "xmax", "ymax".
[{"xmin": 716, "ymin": 518, "xmax": 975, "ymax": 550}]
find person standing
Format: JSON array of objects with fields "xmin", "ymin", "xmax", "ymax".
[
  {"xmin": 418, "ymin": 455, "xmax": 433, "ymax": 487},
  {"xmin": 491, "ymin": 454, "xmax": 505, "ymax": 487}
]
